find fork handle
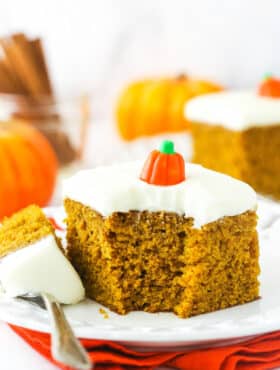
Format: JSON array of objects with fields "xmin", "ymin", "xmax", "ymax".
[{"xmin": 42, "ymin": 293, "xmax": 92, "ymax": 370}]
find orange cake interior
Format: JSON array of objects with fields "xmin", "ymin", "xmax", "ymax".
[
  {"xmin": 0, "ymin": 205, "xmax": 56, "ymax": 258},
  {"xmin": 186, "ymin": 89, "xmax": 280, "ymax": 199},
  {"xmin": 65, "ymin": 199, "xmax": 259, "ymax": 318},
  {"xmin": 191, "ymin": 123, "xmax": 280, "ymax": 199}
]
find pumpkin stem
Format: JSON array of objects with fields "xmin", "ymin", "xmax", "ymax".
[
  {"xmin": 176, "ymin": 73, "xmax": 187, "ymax": 81},
  {"xmin": 160, "ymin": 140, "xmax": 175, "ymax": 154}
]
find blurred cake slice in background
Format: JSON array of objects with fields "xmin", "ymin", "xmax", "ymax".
[
  {"xmin": 185, "ymin": 77, "xmax": 280, "ymax": 199},
  {"xmin": 0, "ymin": 205, "xmax": 85, "ymax": 304}
]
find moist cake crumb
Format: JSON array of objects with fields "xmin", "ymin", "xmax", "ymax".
[
  {"xmin": 99, "ymin": 308, "xmax": 109, "ymax": 319},
  {"xmin": 64, "ymin": 198, "xmax": 260, "ymax": 318},
  {"xmin": 0, "ymin": 205, "xmax": 60, "ymax": 258}
]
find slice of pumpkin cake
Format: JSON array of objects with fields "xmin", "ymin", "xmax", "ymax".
[
  {"xmin": 0, "ymin": 205, "xmax": 84, "ymax": 304},
  {"xmin": 185, "ymin": 77, "xmax": 280, "ymax": 199},
  {"xmin": 63, "ymin": 140, "xmax": 260, "ymax": 318}
]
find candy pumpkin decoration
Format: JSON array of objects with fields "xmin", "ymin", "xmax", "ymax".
[
  {"xmin": 116, "ymin": 75, "xmax": 222, "ymax": 140},
  {"xmin": 140, "ymin": 140, "xmax": 185, "ymax": 186},
  {"xmin": 0, "ymin": 120, "xmax": 58, "ymax": 219},
  {"xmin": 258, "ymin": 74, "xmax": 280, "ymax": 98}
]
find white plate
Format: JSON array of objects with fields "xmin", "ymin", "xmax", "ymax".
[{"xmin": 0, "ymin": 198, "xmax": 280, "ymax": 350}]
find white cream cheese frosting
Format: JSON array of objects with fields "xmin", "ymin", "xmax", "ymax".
[
  {"xmin": 0, "ymin": 235, "xmax": 85, "ymax": 304},
  {"xmin": 185, "ymin": 90, "xmax": 280, "ymax": 130},
  {"xmin": 63, "ymin": 161, "xmax": 257, "ymax": 228}
]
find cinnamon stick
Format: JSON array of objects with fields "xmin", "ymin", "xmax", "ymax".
[
  {"xmin": 0, "ymin": 61, "xmax": 18, "ymax": 93},
  {"xmin": 0, "ymin": 32, "xmax": 80, "ymax": 166},
  {"xmin": 0, "ymin": 39, "xmax": 27, "ymax": 94},
  {"xmin": 7, "ymin": 33, "xmax": 47, "ymax": 96},
  {"xmin": 31, "ymin": 38, "xmax": 53, "ymax": 95}
]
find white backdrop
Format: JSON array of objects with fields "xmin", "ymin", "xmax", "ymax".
[{"xmin": 1, "ymin": 0, "xmax": 280, "ymax": 96}]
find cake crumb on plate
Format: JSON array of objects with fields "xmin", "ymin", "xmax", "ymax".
[{"xmin": 99, "ymin": 308, "xmax": 109, "ymax": 319}]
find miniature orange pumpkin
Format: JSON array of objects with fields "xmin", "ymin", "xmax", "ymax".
[
  {"xmin": 0, "ymin": 120, "xmax": 58, "ymax": 219},
  {"xmin": 116, "ymin": 75, "xmax": 223, "ymax": 140},
  {"xmin": 140, "ymin": 140, "xmax": 185, "ymax": 186},
  {"xmin": 258, "ymin": 74, "xmax": 280, "ymax": 98}
]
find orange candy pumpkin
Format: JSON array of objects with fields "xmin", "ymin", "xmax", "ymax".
[
  {"xmin": 0, "ymin": 120, "xmax": 58, "ymax": 219},
  {"xmin": 116, "ymin": 75, "xmax": 223, "ymax": 140},
  {"xmin": 258, "ymin": 75, "xmax": 280, "ymax": 98},
  {"xmin": 140, "ymin": 140, "xmax": 185, "ymax": 186}
]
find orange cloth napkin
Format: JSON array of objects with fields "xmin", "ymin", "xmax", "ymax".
[{"xmin": 8, "ymin": 325, "xmax": 280, "ymax": 370}]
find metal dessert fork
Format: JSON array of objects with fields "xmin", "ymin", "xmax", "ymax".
[{"xmin": 17, "ymin": 292, "xmax": 92, "ymax": 370}]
